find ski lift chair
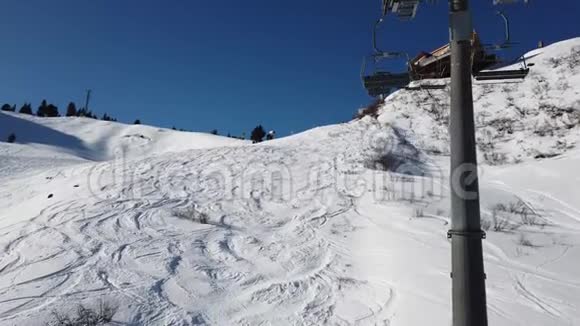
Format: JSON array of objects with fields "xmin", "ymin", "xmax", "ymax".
[
  {"xmin": 363, "ymin": 70, "xmax": 411, "ymax": 97},
  {"xmin": 474, "ymin": 65, "xmax": 529, "ymax": 81},
  {"xmin": 382, "ymin": 0, "xmax": 421, "ymax": 19},
  {"xmin": 474, "ymin": 11, "xmax": 530, "ymax": 81},
  {"xmin": 361, "ymin": 17, "xmax": 411, "ymax": 97},
  {"xmin": 361, "ymin": 50, "xmax": 411, "ymax": 97}
]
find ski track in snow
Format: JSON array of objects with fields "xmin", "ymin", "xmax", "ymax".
[
  {"xmin": 0, "ymin": 121, "xmax": 405, "ymax": 325},
  {"xmin": 0, "ymin": 118, "xmax": 579, "ymax": 325}
]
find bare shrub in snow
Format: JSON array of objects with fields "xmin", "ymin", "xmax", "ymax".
[
  {"xmin": 356, "ymin": 98, "xmax": 384, "ymax": 120},
  {"xmin": 413, "ymin": 208, "xmax": 424, "ymax": 218},
  {"xmin": 490, "ymin": 204, "xmax": 520, "ymax": 232},
  {"xmin": 174, "ymin": 207, "xmax": 209, "ymax": 224},
  {"xmin": 540, "ymin": 103, "xmax": 577, "ymax": 121},
  {"xmin": 425, "ymin": 146, "xmax": 444, "ymax": 155},
  {"xmin": 518, "ymin": 234, "xmax": 535, "ymax": 248},
  {"xmin": 547, "ymin": 46, "xmax": 580, "ymax": 70},
  {"xmin": 556, "ymin": 78, "xmax": 571, "ymax": 92},
  {"xmin": 476, "ymin": 113, "xmax": 487, "ymax": 128},
  {"xmin": 501, "ymin": 85, "xmax": 515, "ymax": 94},
  {"xmin": 425, "ymin": 103, "xmax": 448, "ymax": 122},
  {"xmin": 49, "ymin": 301, "xmax": 117, "ymax": 326},
  {"xmin": 491, "ymin": 200, "xmax": 545, "ymax": 228},
  {"xmin": 489, "ymin": 118, "xmax": 515, "ymax": 135},
  {"xmin": 483, "ymin": 151, "xmax": 508, "ymax": 166},
  {"xmin": 496, "ymin": 200, "xmax": 520, "ymax": 214},
  {"xmin": 508, "ymin": 201, "xmax": 523, "ymax": 214},
  {"xmin": 512, "ymin": 105, "xmax": 526, "ymax": 118},
  {"xmin": 479, "ymin": 84, "xmax": 494, "ymax": 98},
  {"xmin": 493, "ymin": 203, "xmax": 507, "ymax": 212},
  {"xmin": 368, "ymin": 151, "xmax": 426, "ymax": 176},
  {"xmin": 477, "ymin": 128, "xmax": 495, "ymax": 151},
  {"xmin": 534, "ymin": 152, "xmax": 561, "ymax": 159},
  {"xmin": 548, "ymin": 57, "xmax": 563, "ymax": 68},
  {"xmin": 567, "ymin": 47, "xmax": 580, "ymax": 69},
  {"xmin": 532, "ymin": 76, "xmax": 550, "ymax": 99},
  {"xmin": 481, "ymin": 218, "xmax": 492, "ymax": 231},
  {"xmin": 492, "ymin": 213, "xmax": 511, "ymax": 232},
  {"xmin": 520, "ymin": 211, "xmax": 539, "ymax": 226},
  {"xmin": 478, "ymin": 124, "xmax": 513, "ymax": 165},
  {"xmin": 533, "ymin": 115, "xmax": 557, "ymax": 137},
  {"xmin": 518, "ymin": 205, "xmax": 545, "ymax": 227}
]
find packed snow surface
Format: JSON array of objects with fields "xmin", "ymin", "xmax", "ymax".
[{"xmin": 0, "ymin": 38, "xmax": 579, "ymax": 325}]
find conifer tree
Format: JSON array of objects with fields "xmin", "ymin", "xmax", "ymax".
[
  {"xmin": 66, "ymin": 102, "xmax": 77, "ymax": 117},
  {"xmin": 19, "ymin": 103, "xmax": 33, "ymax": 115},
  {"xmin": 250, "ymin": 125, "xmax": 266, "ymax": 143},
  {"xmin": 46, "ymin": 103, "xmax": 59, "ymax": 117},
  {"xmin": 1, "ymin": 104, "xmax": 16, "ymax": 112},
  {"xmin": 37, "ymin": 100, "xmax": 49, "ymax": 117},
  {"xmin": 1, "ymin": 104, "xmax": 14, "ymax": 112},
  {"xmin": 7, "ymin": 133, "xmax": 16, "ymax": 143}
]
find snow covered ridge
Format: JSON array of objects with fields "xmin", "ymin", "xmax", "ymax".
[
  {"xmin": 378, "ymin": 37, "xmax": 580, "ymax": 164},
  {"xmin": 0, "ymin": 111, "xmax": 246, "ymax": 179},
  {"xmin": 0, "ymin": 111, "xmax": 246, "ymax": 162}
]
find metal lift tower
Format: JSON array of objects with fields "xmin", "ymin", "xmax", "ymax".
[
  {"xmin": 447, "ymin": 1, "xmax": 488, "ymax": 325},
  {"xmin": 376, "ymin": 1, "xmax": 528, "ymax": 324}
]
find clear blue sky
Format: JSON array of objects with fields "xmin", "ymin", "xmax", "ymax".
[{"xmin": 1, "ymin": 1, "xmax": 578, "ymax": 136}]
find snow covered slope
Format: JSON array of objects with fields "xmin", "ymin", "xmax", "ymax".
[
  {"xmin": 0, "ymin": 112, "xmax": 245, "ymax": 179},
  {"xmin": 378, "ymin": 37, "xmax": 580, "ymax": 164},
  {"xmin": 0, "ymin": 38, "xmax": 579, "ymax": 326}
]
